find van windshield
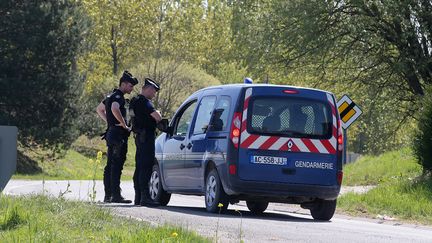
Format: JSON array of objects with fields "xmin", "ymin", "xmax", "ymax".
[{"xmin": 248, "ymin": 97, "xmax": 332, "ymax": 139}]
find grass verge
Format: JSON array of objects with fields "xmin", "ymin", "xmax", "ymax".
[
  {"xmin": 338, "ymin": 176, "xmax": 432, "ymax": 225},
  {"xmin": 13, "ymin": 136, "xmax": 136, "ymax": 180},
  {"xmin": 0, "ymin": 194, "xmax": 209, "ymax": 242},
  {"xmin": 338, "ymin": 148, "xmax": 432, "ymax": 225},
  {"xmin": 342, "ymin": 148, "xmax": 422, "ymax": 186}
]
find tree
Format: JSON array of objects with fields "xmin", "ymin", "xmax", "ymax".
[
  {"xmin": 131, "ymin": 60, "xmax": 221, "ymax": 116},
  {"xmin": 0, "ymin": 0, "xmax": 90, "ymax": 149},
  {"xmin": 269, "ymin": 0, "xmax": 432, "ymax": 153},
  {"xmin": 229, "ymin": 0, "xmax": 432, "ymax": 153},
  {"xmin": 268, "ymin": 0, "xmax": 431, "ymax": 96},
  {"xmin": 80, "ymin": 0, "xmax": 157, "ymax": 90},
  {"xmin": 231, "ymin": 0, "xmax": 284, "ymax": 83},
  {"xmin": 413, "ymin": 85, "xmax": 432, "ymax": 173}
]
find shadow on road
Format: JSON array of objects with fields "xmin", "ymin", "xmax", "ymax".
[
  {"xmin": 118, "ymin": 203, "xmax": 323, "ymax": 223},
  {"xmin": 98, "ymin": 203, "xmax": 137, "ymax": 208}
]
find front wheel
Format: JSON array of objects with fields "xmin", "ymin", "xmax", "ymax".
[
  {"xmin": 246, "ymin": 201, "xmax": 269, "ymax": 214},
  {"xmin": 149, "ymin": 164, "xmax": 171, "ymax": 206},
  {"xmin": 310, "ymin": 199, "xmax": 336, "ymax": 221},
  {"xmin": 205, "ymin": 169, "xmax": 228, "ymax": 213}
]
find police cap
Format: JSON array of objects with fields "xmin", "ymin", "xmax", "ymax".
[
  {"xmin": 144, "ymin": 78, "xmax": 160, "ymax": 91},
  {"xmin": 120, "ymin": 70, "xmax": 138, "ymax": 85}
]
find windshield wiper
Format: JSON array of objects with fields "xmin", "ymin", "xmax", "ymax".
[{"xmin": 279, "ymin": 130, "xmax": 305, "ymax": 136}]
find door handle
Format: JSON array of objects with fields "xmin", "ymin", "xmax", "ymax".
[
  {"xmin": 187, "ymin": 143, "xmax": 193, "ymax": 150},
  {"xmin": 180, "ymin": 143, "xmax": 185, "ymax": 150}
]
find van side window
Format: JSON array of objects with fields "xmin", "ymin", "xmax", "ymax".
[
  {"xmin": 193, "ymin": 96, "xmax": 217, "ymax": 135},
  {"xmin": 209, "ymin": 96, "xmax": 231, "ymax": 131},
  {"xmin": 175, "ymin": 101, "xmax": 197, "ymax": 136}
]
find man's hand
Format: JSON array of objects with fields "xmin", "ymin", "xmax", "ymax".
[
  {"xmin": 125, "ymin": 125, "xmax": 132, "ymax": 132},
  {"xmin": 115, "ymin": 123, "xmax": 131, "ymax": 132}
]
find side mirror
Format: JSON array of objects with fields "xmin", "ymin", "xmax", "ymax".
[{"xmin": 166, "ymin": 126, "xmax": 174, "ymax": 136}]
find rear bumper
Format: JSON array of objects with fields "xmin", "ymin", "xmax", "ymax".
[{"xmin": 219, "ymin": 166, "xmax": 341, "ymax": 202}]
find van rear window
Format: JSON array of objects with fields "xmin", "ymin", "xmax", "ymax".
[{"xmin": 248, "ymin": 97, "xmax": 332, "ymax": 139}]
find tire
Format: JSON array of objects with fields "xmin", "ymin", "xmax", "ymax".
[
  {"xmin": 149, "ymin": 164, "xmax": 171, "ymax": 206},
  {"xmin": 310, "ymin": 199, "xmax": 336, "ymax": 221},
  {"xmin": 205, "ymin": 169, "xmax": 228, "ymax": 213},
  {"xmin": 246, "ymin": 201, "xmax": 269, "ymax": 214}
]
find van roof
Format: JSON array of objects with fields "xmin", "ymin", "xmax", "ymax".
[{"xmin": 194, "ymin": 83, "xmax": 334, "ymax": 96}]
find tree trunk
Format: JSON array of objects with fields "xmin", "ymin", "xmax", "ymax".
[{"xmin": 111, "ymin": 25, "xmax": 118, "ymax": 75}]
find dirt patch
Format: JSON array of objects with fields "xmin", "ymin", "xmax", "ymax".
[{"xmin": 340, "ymin": 185, "xmax": 376, "ymax": 194}]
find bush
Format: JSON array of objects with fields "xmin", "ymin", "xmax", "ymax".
[{"xmin": 413, "ymin": 86, "xmax": 432, "ymax": 173}]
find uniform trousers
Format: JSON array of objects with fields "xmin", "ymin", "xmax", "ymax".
[
  {"xmin": 104, "ymin": 127, "xmax": 128, "ymax": 197},
  {"xmin": 133, "ymin": 131, "xmax": 155, "ymax": 199}
]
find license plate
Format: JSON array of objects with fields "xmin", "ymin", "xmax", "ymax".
[{"xmin": 250, "ymin": 156, "xmax": 287, "ymax": 165}]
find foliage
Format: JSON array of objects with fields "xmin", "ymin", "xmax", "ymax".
[
  {"xmin": 80, "ymin": 0, "xmax": 231, "ymax": 89},
  {"xmin": 76, "ymin": 79, "xmax": 114, "ymax": 137},
  {"xmin": 197, "ymin": 1, "xmax": 236, "ymax": 78},
  {"xmin": 413, "ymin": 85, "xmax": 432, "ymax": 173},
  {"xmin": 344, "ymin": 85, "xmax": 418, "ymax": 154},
  {"xmin": 343, "ymin": 148, "xmax": 422, "ymax": 186},
  {"xmin": 130, "ymin": 60, "xmax": 221, "ymax": 117},
  {"xmin": 0, "ymin": 195, "xmax": 209, "ymax": 242},
  {"xmin": 230, "ymin": 0, "xmax": 432, "ymax": 154},
  {"xmin": 266, "ymin": 0, "xmax": 432, "ymax": 96},
  {"xmin": 13, "ymin": 136, "xmax": 136, "ymax": 180},
  {"xmin": 231, "ymin": 0, "xmax": 275, "ymax": 82},
  {"xmin": 3, "ymin": 0, "xmax": 428, "ymax": 156},
  {"xmin": 75, "ymin": 0, "xmax": 257, "ymax": 145},
  {"xmin": 80, "ymin": 0, "xmax": 156, "ymax": 90},
  {"xmin": 0, "ymin": 0, "xmax": 90, "ymax": 149}
]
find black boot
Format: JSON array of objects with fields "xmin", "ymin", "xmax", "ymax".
[
  {"xmin": 103, "ymin": 195, "xmax": 111, "ymax": 203},
  {"xmin": 111, "ymin": 195, "xmax": 132, "ymax": 204},
  {"xmin": 139, "ymin": 192, "xmax": 159, "ymax": 207}
]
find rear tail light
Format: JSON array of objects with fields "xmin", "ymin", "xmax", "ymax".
[
  {"xmin": 337, "ymin": 119, "xmax": 343, "ymax": 152},
  {"xmin": 337, "ymin": 170, "xmax": 343, "ymax": 185},
  {"xmin": 229, "ymin": 112, "xmax": 242, "ymax": 176},
  {"xmin": 336, "ymin": 118, "xmax": 344, "ymax": 176},
  {"xmin": 230, "ymin": 112, "xmax": 242, "ymax": 149},
  {"xmin": 229, "ymin": 164, "xmax": 237, "ymax": 175}
]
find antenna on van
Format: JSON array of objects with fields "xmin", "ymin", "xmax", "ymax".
[{"xmin": 244, "ymin": 77, "xmax": 253, "ymax": 84}]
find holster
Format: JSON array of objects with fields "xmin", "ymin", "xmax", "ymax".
[
  {"xmin": 100, "ymin": 128, "xmax": 108, "ymax": 140},
  {"xmin": 106, "ymin": 126, "xmax": 128, "ymax": 146}
]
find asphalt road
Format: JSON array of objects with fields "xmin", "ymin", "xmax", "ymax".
[{"xmin": 3, "ymin": 180, "xmax": 432, "ymax": 242}]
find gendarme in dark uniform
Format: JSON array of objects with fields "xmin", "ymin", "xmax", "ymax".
[
  {"xmin": 96, "ymin": 71, "xmax": 138, "ymax": 203},
  {"xmin": 129, "ymin": 78, "xmax": 161, "ymax": 206}
]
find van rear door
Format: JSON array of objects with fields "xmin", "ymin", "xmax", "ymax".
[{"xmin": 237, "ymin": 86, "xmax": 338, "ymax": 186}]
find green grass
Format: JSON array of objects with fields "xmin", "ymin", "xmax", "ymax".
[
  {"xmin": 342, "ymin": 148, "xmax": 422, "ymax": 186},
  {"xmin": 338, "ymin": 176, "xmax": 432, "ymax": 225},
  {"xmin": 0, "ymin": 194, "xmax": 209, "ymax": 242},
  {"xmin": 13, "ymin": 136, "xmax": 136, "ymax": 180},
  {"xmin": 338, "ymin": 147, "xmax": 432, "ymax": 224}
]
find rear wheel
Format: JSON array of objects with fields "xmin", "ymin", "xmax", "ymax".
[
  {"xmin": 149, "ymin": 164, "xmax": 171, "ymax": 206},
  {"xmin": 246, "ymin": 201, "xmax": 269, "ymax": 214},
  {"xmin": 205, "ymin": 169, "xmax": 228, "ymax": 213},
  {"xmin": 310, "ymin": 199, "xmax": 336, "ymax": 221}
]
